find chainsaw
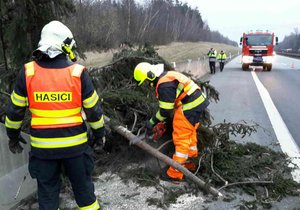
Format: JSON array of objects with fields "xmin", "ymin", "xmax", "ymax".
[{"xmin": 152, "ymin": 122, "xmax": 167, "ymax": 142}]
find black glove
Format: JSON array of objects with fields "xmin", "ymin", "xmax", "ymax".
[
  {"xmin": 97, "ymin": 127, "xmax": 106, "ymax": 139},
  {"xmin": 9, "ymin": 136, "xmax": 27, "ymax": 154},
  {"xmin": 90, "ymin": 127, "xmax": 106, "ymax": 148},
  {"xmin": 145, "ymin": 120, "xmax": 155, "ymax": 136}
]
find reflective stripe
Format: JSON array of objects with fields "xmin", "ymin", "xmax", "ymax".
[
  {"xmin": 83, "ymin": 90, "xmax": 99, "ymax": 108},
  {"xmin": 175, "ymin": 81, "xmax": 200, "ymax": 107},
  {"xmin": 176, "ymin": 83, "xmax": 184, "ymax": 98},
  {"xmin": 72, "ymin": 64, "xmax": 84, "ymax": 77},
  {"xmin": 30, "ymin": 107, "xmax": 81, "ymax": 118},
  {"xmin": 149, "ymin": 118, "xmax": 155, "ymax": 125},
  {"xmin": 174, "ymin": 151, "xmax": 188, "ymax": 159},
  {"xmin": 159, "ymin": 100, "xmax": 174, "ymax": 110},
  {"xmin": 89, "ymin": 115, "xmax": 104, "ymax": 129},
  {"xmin": 31, "ymin": 132, "xmax": 87, "ymax": 148},
  {"xmin": 79, "ymin": 200, "xmax": 100, "ymax": 210},
  {"xmin": 5, "ymin": 116, "xmax": 22, "ymax": 129},
  {"xmin": 31, "ymin": 116, "xmax": 83, "ymax": 126},
  {"xmin": 185, "ymin": 81, "xmax": 198, "ymax": 95},
  {"xmin": 186, "ymin": 85, "xmax": 198, "ymax": 95},
  {"xmin": 11, "ymin": 91, "xmax": 27, "ymax": 107},
  {"xmin": 25, "ymin": 62, "xmax": 34, "ymax": 76},
  {"xmin": 190, "ymin": 145, "xmax": 197, "ymax": 151},
  {"xmin": 156, "ymin": 110, "xmax": 166, "ymax": 122},
  {"xmin": 182, "ymin": 94, "xmax": 206, "ymax": 111}
]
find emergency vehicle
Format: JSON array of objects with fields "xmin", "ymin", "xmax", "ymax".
[{"xmin": 240, "ymin": 30, "xmax": 278, "ymax": 71}]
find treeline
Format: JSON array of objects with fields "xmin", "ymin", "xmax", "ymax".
[
  {"xmin": 276, "ymin": 29, "xmax": 300, "ymax": 53},
  {"xmin": 0, "ymin": 0, "xmax": 237, "ymax": 70}
]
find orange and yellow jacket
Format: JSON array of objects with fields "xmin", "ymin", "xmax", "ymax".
[
  {"xmin": 5, "ymin": 54, "xmax": 104, "ymax": 159},
  {"xmin": 150, "ymin": 71, "xmax": 209, "ymax": 126}
]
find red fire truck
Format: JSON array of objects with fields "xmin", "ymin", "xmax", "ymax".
[{"xmin": 240, "ymin": 30, "xmax": 278, "ymax": 71}]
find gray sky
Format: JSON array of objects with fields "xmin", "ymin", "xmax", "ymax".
[{"xmin": 182, "ymin": 0, "xmax": 300, "ymax": 43}]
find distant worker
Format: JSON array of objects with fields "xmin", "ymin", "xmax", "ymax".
[
  {"xmin": 207, "ymin": 48, "xmax": 217, "ymax": 74},
  {"xmin": 217, "ymin": 50, "xmax": 227, "ymax": 72},
  {"xmin": 133, "ymin": 62, "xmax": 209, "ymax": 181},
  {"xmin": 5, "ymin": 20, "xmax": 104, "ymax": 210}
]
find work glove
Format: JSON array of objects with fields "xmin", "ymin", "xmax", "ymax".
[
  {"xmin": 8, "ymin": 136, "xmax": 27, "ymax": 154},
  {"xmin": 145, "ymin": 120, "xmax": 155, "ymax": 136},
  {"xmin": 90, "ymin": 127, "xmax": 106, "ymax": 148}
]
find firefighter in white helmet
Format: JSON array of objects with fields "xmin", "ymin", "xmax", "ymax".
[
  {"xmin": 134, "ymin": 62, "xmax": 209, "ymax": 181},
  {"xmin": 5, "ymin": 20, "xmax": 103, "ymax": 210}
]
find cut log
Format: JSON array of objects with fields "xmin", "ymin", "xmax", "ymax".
[{"xmin": 104, "ymin": 116, "xmax": 222, "ymax": 197}]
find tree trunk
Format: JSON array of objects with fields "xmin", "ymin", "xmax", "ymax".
[{"xmin": 104, "ymin": 116, "xmax": 222, "ymax": 197}]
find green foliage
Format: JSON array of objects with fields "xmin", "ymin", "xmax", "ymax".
[
  {"xmin": 201, "ymin": 140, "xmax": 300, "ymax": 203},
  {"xmin": 89, "ymin": 44, "xmax": 169, "ymax": 128},
  {"xmin": 1, "ymin": 0, "xmax": 75, "ymax": 69}
]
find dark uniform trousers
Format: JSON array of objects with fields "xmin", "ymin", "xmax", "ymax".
[
  {"xmin": 29, "ymin": 146, "xmax": 96, "ymax": 210},
  {"xmin": 209, "ymin": 61, "xmax": 216, "ymax": 74}
]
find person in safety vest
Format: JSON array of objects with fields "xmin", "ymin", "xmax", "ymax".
[
  {"xmin": 217, "ymin": 50, "xmax": 227, "ymax": 72},
  {"xmin": 133, "ymin": 62, "xmax": 209, "ymax": 181},
  {"xmin": 207, "ymin": 48, "xmax": 217, "ymax": 74},
  {"xmin": 5, "ymin": 20, "xmax": 103, "ymax": 210}
]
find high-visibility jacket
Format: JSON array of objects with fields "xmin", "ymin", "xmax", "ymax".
[
  {"xmin": 207, "ymin": 50, "xmax": 217, "ymax": 62},
  {"xmin": 151, "ymin": 71, "xmax": 207, "ymax": 124},
  {"xmin": 25, "ymin": 61, "xmax": 84, "ymax": 129},
  {"xmin": 5, "ymin": 54, "xmax": 104, "ymax": 158},
  {"xmin": 23, "ymin": 61, "xmax": 89, "ymax": 149},
  {"xmin": 217, "ymin": 53, "xmax": 227, "ymax": 63}
]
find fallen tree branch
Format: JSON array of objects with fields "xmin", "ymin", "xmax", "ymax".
[
  {"xmin": 104, "ymin": 115, "xmax": 222, "ymax": 197},
  {"xmin": 157, "ymin": 139, "xmax": 172, "ymax": 151},
  {"xmin": 218, "ymin": 180, "xmax": 273, "ymax": 191},
  {"xmin": 210, "ymin": 150, "xmax": 228, "ymax": 185}
]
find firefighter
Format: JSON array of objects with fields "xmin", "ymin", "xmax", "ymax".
[
  {"xmin": 207, "ymin": 48, "xmax": 217, "ymax": 74},
  {"xmin": 5, "ymin": 20, "xmax": 103, "ymax": 210},
  {"xmin": 133, "ymin": 62, "xmax": 209, "ymax": 181},
  {"xmin": 217, "ymin": 50, "xmax": 227, "ymax": 72}
]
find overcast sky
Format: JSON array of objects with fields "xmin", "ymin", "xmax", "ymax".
[{"xmin": 182, "ymin": 0, "xmax": 300, "ymax": 43}]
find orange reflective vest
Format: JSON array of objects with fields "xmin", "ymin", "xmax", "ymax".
[
  {"xmin": 25, "ymin": 61, "xmax": 85, "ymax": 129},
  {"xmin": 155, "ymin": 71, "xmax": 200, "ymax": 107}
]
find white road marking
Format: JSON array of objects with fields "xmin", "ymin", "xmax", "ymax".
[{"xmin": 251, "ymin": 71, "xmax": 300, "ymax": 182}]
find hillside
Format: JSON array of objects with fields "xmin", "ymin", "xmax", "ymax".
[{"xmin": 78, "ymin": 42, "xmax": 240, "ymax": 68}]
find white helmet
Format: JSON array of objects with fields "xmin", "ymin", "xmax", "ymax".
[{"xmin": 36, "ymin": 20, "xmax": 76, "ymax": 57}]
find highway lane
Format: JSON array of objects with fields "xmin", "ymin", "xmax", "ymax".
[
  {"xmin": 184, "ymin": 54, "xmax": 300, "ymax": 209},
  {"xmin": 207, "ymin": 54, "xmax": 300, "ymax": 181},
  {"xmin": 207, "ymin": 56, "xmax": 279, "ymax": 149},
  {"xmin": 257, "ymin": 55, "xmax": 300, "ymax": 146}
]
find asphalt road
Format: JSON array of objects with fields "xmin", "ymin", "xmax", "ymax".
[{"xmin": 208, "ymin": 54, "xmax": 300, "ymax": 182}]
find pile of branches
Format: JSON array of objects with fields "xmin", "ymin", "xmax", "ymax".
[
  {"xmin": 197, "ymin": 121, "xmax": 300, "ymax": 208},
  {"xmin": 88, "ymin": 45, "xmax": 300, "ymax": 208}
]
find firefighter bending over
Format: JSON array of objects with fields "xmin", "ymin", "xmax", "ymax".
[
  {"xmin": 133, "ymin": 62, "xmax": 209, "ymax": 181},
  {"xmin": 5, "ymin": 21, "xmax": 104, "ymax": 210}
]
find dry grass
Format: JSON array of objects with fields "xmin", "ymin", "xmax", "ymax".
[
  {"xmin": 78, "ymin": 42, "xmax": 241, "ymax": 67},
  {"xmin": 157, "ymin": 42, "xmax": 240, "ymax": 63}
]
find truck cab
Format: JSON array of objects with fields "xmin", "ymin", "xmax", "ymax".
[{"xmin": 240, "ymin": 30, "xmax": 278, "ymax": 71}]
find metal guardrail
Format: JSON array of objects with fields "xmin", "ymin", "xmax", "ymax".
[
  {"xmin": 0, "ymin": 124, "xmax": 37, "ymax": 210},
  {"xmin": 174, "ymin": 53, "xmax": 239, "ymax": 78},
  {"xmin": 276, "ymin": 51, "xmax": 300, "ymax": 59}
]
